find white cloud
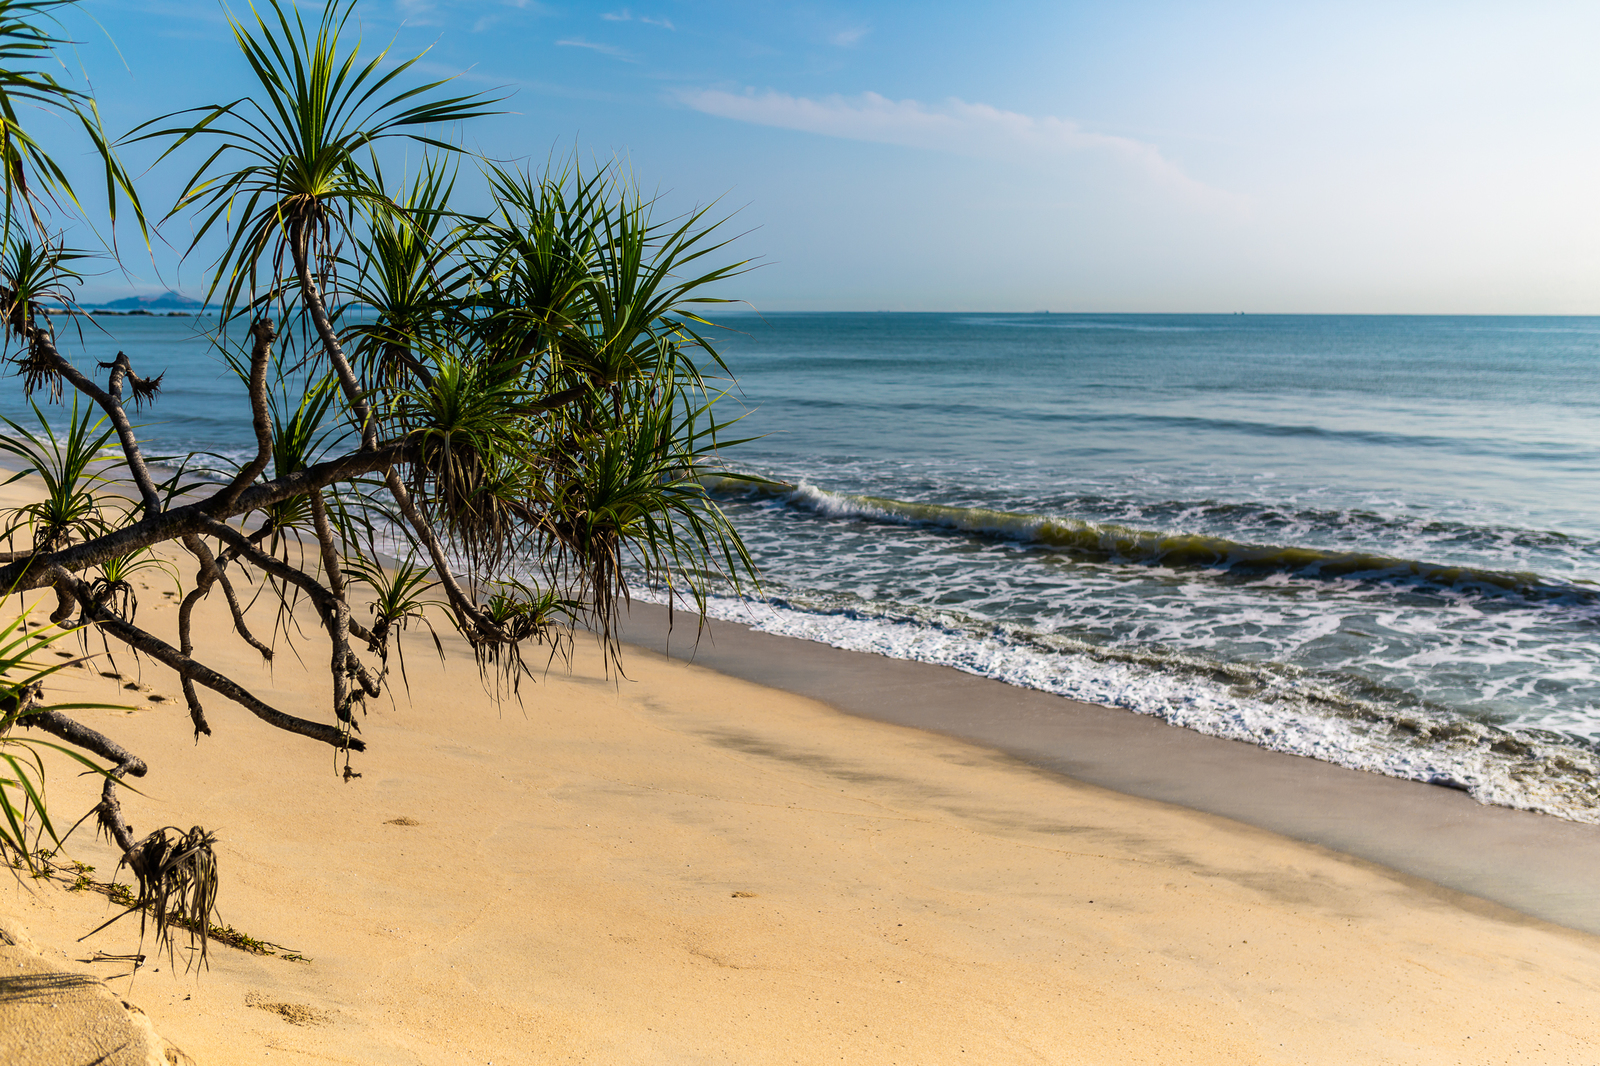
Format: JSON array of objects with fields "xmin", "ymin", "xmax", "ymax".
[
  {"xmin": 602, "ymin": 9, "xmax": 673, "ymax": 29},
  {"xmin": 394, "ymin": 0, "xmax": 439, "ymax": 23},
  {"xmin": 557, "ymin": 37, "xmax": 634, "ymax": 60},
  {"xmin": 399, "ymin": 0, "xmax": 546, "ymax": 28},
  {"xmin": 830, "ymin": 26, "xmax": 869, "ymax": 47},
  {"xmin": 676, "ymin": 88, "xmax": 1228, "ymax": 202}
]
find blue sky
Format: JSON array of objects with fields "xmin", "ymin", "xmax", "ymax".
[{"xmin": 39, "ymin": 1, "xmax": 1600, "ymax": 311}]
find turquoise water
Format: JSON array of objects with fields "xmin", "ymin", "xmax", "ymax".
[
  {"xmin": 11, "ymin": 311, "xmax": 1600, "ymax": 821},
  {"xmin": 682, "ymin": 313, "xmax": 1600, "ymax": 822}
]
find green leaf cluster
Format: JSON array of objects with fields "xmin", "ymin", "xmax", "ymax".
[
  {"xmin": 0, "ymin": 0, "xmax": 763, "ymax": 891},
  {"xmin": 136, "ymin": 0, "xmax": 759, "ymax": 672}
]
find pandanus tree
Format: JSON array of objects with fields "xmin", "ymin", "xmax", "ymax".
[{"xmin": 0, "ymin": 0, "xmax": 754, "ymax": 953}]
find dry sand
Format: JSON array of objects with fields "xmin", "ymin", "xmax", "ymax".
[{"xmin": 2, "ymin": 490, "xmax": 1600, "ymax": 1062}]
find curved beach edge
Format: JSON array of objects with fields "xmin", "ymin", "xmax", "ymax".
[
  {"xmin": 3, "ymin": 509, "xmax": 1600, "ymax": 1061},
  {"xmin": 619, "ymin": 598, "xmax": 1600, "ymax": 937}
]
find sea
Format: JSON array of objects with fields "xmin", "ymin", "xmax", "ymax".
[{"xmin": 12, "ymin": 311, "xmax": 1600, "ymax": 823}]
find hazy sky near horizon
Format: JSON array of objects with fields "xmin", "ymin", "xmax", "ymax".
[{"xmin": 45, "ymin": 0, "xmax": 1600, "ymax": 311}]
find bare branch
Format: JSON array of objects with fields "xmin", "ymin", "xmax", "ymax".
[
  {"xmin": 211, "ymin": 316, "xmax": 278, "ymax": 511},
  {"xmin": 184, "ymin": 533, "xmax": 273, "ymax": 661},
  {"xmin": 291, "ymin": 220, "xmax": 377, "ymax": 451},
  {"xmin": 48, "ymin": 567, "xmax": 362, "ymax": 752},
  {"xmin": 27, "ymin": 328, "xmax": 163, "ymax": 516},
  {"xmin": 0, "ymin": 440, "xmax": 411, "ymax": 593},
  {"xmin": 309, "ymin": 489, "xmax": 358, "ymax": 725},
  {"xmin": 21, "ymin": 707, "xmax": 147, "ymax": 853}
]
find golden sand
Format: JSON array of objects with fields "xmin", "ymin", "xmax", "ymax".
[{"xmin": 3, "ymin": 478, "xmax": 1599, "ymax": 1063}]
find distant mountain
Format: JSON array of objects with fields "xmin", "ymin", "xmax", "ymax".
[{"xmin": 98, "ymin": 290, "xmax": 203, "ymax": 311}]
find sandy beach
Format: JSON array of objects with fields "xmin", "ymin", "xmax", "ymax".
[
  {"xmin": 0, "ymin": 510, "xmax": 1598, "ymax": 1065},
  {"xmin": 5, "ymin": 0, "xmax": 1600, "ymax": 1056},
  {"xmin": 619, "ymin": 600, "xmax": 1600, "ymax": 937}
]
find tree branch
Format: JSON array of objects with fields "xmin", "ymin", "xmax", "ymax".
[
  {"xmin": 382, "ymin": 467, "xmax": 501, "ymax": 642},
  {"xmin": 27, "ymin": 329, "xmax": 163, "ymax": 516},
  {"xmin": 308, "ymin": 489, "xmax": 358, "ymax": 724},
  {"xmin": 201, "ymin": 517, "xmax": 374, "ymax": 645},
  {"xmin": 211, "ymin": 316, "xmax": 277, "ymax": 512},
  {"xmin": 0, "ymin": 439, "xmax": 411, "ymax": 593},
  {"xmin": 291, "ymin": 220, "xmax": 378, "ymax": 451},
  {"xmin": 48, "ymin": 567, "xmax": 362, "ymax": 752},
  {"xmin": 184, "ymin": 533, "xmax": 273, "ymax": 661},
  {"xmin": 21, "ymin": 707, "xmax": 147, "ymax": 854}
]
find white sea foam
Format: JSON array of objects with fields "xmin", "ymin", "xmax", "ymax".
[{"xmin": 632, "ymin": 585, "xmax": 1600, "ymax": 825}]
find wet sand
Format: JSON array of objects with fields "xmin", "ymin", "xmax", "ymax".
[{"xmin": 619, "ymin": 599, "xmax": 1600, "ymax": 935}]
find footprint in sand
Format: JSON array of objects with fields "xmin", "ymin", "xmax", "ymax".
[{"xmin": 244, "ymin": 991, "xmax": 331, "ymax": 1027}]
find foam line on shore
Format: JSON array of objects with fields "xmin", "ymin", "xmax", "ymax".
[
  {"xmin": 631, "ymin": 584, "xmax": 1600, "ymax": 824},
  {"xmin": 618, "ymin": 597, "xmax": 1600, "ymax": 937}
]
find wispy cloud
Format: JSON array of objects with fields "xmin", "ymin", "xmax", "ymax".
[
  {"xmin": 474, "ymin": 0, "xmax": 545, "ymax": 27},
  {"xmin": 399, "ymin": 0, "xmax": 547, "ymax": 30},
  {"xmin": 412, "ymin": 58, "xmax": 629, "ymax": 102},
  {"xmin": 677, "ymin": 88, "xmax": 1225, "ymax": 200},
  {"xmin": 602, "ymin": 8, "xmax": 674, "ymax": 29},
  {"xmin": 830, "ymin": 26, "xmax": 869, "ymax": 47},
  {"xmin": 394, "ymin": 0, "xmax": 439, "ymax": 23},
  {"xmin": 557, "ymin": 37, "xmax": 635, "ymax": 60}
]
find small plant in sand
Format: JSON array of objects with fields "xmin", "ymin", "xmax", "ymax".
[
  {"xmin": 0, "ymin": 0, "xmax": 755, "ymax": 954},
  {"xmin": 83, "ymin": 825, "xmax": 221, "ymax": 970}
]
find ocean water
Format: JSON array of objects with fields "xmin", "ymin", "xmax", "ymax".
[
  {"xmin": 10, "ymin": 312, "xmax": 1600, "ymax": 823},
  {"xmin": 667, "ymin": 312, "xmax": 1600, "ymax": 824}
]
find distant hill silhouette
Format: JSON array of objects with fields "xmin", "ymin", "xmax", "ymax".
[{"xmin": 98, "ymin": 290, "xmax": 203, "ymax": 311}]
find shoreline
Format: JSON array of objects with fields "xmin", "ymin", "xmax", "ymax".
[
  {"xmin": 620, "ymin": 599, "xmax": 1600, "ymax": 936},
  {"xmin": 4, "ymin": 473, "xmax": 1600, "ymax": 1061}
]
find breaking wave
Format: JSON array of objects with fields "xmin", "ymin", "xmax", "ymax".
[{"xmin": 704, "ymin": 475, "xmax": 1597, "ymax": 602}]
